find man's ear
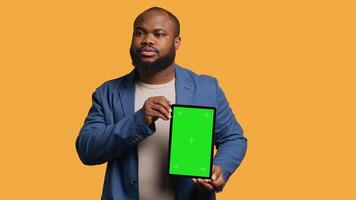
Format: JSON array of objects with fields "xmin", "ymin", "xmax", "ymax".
[{"xmin": 174, "ymin": 36, "xmax": 181, "ymax": 50}]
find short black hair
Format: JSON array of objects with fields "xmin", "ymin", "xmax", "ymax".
[{"xmin": 134, "ymin": 7, "xmax": 180, "ymax": 37}]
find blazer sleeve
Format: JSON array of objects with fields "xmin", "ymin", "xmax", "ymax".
[
  {"xmin": 212, "ymin": 78, "xmax": 247, "ymax": 183},
  {"xmin": 75, "ymin": 88, "xmax": 155, "ymax": 165}
]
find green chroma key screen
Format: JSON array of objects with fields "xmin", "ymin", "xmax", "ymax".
[{"xmin": 168, "ymin": 104, "xmax": 215, "ymax": 178}]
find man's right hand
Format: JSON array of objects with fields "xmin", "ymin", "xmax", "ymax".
[{"xmin": 142, "ymin": 96, "xmax": 172, "ymax": 127}]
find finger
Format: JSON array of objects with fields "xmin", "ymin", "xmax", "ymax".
[
  {"xmin": 210, "ymin": 175, "xmax": 224, "ymax": 189},
  {"xmin": 195, "ymin": 178, "xmax": 210, "ymax": 184},
  {"xmin": 197, "ymin": 179, "xmax": 214, "ymax": 192},
  {"xmin": 211, "ymin": 165, "xmax": 217, "ymax": 181},
  {"xmin": 152, "ymin": 96, "xmax": 171, "ymax": 114},
  {"xmin": 146, "ymin": 100, "xmax": 169, "ymax": 120},
  {"xmin": 203, "ymin": 179, "xmax": 211, "ymax": 182},
  {"xmin": 147, "ymin": 109, "xmax": 168, "ymax": 121},
  {"xmin": 151, "ymin": 104, "xmax": 170, "ymax": 120},
  {"xmin": 192, "ymin": 178, "xmax": 197, "ymax": 183},
  {"xmin": 198, "ymin": 180, "xmax": 214, "ymax": 192},
  {"xmin": 210, "ymin": 166, "xmax": 225, "ymax": 189},
  {"xmin": 152, "ymin": 103, "xmax": 171, "ymax": 119}
]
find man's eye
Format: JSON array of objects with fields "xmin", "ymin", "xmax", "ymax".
[
  {"xmin": 155, "ymin": 33, "xmax": 164, "ymax": 37},
  {"xmin": 135, "ymin": 31, "xmax": 143, "ymax": 36}
]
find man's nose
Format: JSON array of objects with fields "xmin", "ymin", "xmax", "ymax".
[{"xmin": 141, "ymin": 33, "xmax": 155, "ymax": 45}]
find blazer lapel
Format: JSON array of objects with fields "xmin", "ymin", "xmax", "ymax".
[
  {"xmin": 118, "ymin": 69, "xmax": 136, "ymax": 116},
  {"xmin": 175, "ymin": 64, "xmax": 193, "ymax": 105}
]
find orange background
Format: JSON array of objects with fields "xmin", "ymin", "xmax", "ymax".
[{"xmin": 1, "ymin": 0, "xmax": 355, "ymax": 199}]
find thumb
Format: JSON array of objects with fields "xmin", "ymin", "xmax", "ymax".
[
  {"xmin": 212, "ymin": 174, "xmax": 217, "ymax": 181},
  {"xmin": 211, "ymin": 166, "xmax": 217, "ymax": 181}
]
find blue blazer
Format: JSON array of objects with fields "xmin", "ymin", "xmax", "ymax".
[{"xmin": 76, "ymin": 65, "xmax": 247, "ymax": 200}]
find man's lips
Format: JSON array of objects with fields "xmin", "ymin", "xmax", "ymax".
[
  {"xmin": 138, "ymin": 47, "xmax": 158, "ymax": 57},
  {"xmin": 140, "ymin": 50, "xmax": 157, "ymax": 56}
]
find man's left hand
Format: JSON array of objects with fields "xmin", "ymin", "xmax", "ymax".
[{"xmin": 192, "ymin": 165, "xmax": 225, "ymax": 193}]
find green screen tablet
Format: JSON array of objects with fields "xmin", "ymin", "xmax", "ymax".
[{"xmin": 168, "ymin": 104, "xmax": 215, "ymax": 179}]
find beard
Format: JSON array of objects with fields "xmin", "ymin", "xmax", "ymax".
[{"xmin": 130, "ymin": 44, "xmax": 176, "ymax": 73}]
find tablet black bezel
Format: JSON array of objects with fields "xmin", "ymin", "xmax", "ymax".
[{"xmin": 167, "ymin": 104, "xmax": 216, "ymax": 179}]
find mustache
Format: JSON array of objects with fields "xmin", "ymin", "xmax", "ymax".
[{"xmin": 136, "ymin": 46, "xmax": 159, "ymax": 53}]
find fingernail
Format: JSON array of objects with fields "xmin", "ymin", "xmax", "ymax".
[{"xmin": 212, "ymin": 174, "xmax": 216, "ymax": 181}]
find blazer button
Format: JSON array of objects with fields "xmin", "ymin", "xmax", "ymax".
[{"xmin": 130, "ymin": 179, "xmax": 137, "ymax": 185}]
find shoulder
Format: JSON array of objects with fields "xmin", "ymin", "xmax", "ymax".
[
  {"xmin": 94, "ymin": 70, "xmax": 134, "ymax": 94},
  {"xmin": 176, "ymin": 65, "xmax": 218, "ymax": 86}
]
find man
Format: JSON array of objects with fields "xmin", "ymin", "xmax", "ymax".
[{"xmin": 76, "ymin": 7, "xmax": 247, "ymax": 200}]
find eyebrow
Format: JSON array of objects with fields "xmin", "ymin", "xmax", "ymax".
[{"xmin": 135, "ymin": 27, "xmax": 166, "ymax": 32}]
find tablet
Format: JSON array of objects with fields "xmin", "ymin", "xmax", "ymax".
[{"xmin": 168, "ymin": 104, "xmax": 216, "ymax": 179}]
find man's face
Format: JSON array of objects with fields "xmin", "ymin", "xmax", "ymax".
[{"xmin": 130, "ymin": 11, "xmax": 180, "ymax": 72}]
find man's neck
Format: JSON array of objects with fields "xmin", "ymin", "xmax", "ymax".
[{"xmin": 136, "ymin": 64, "xmax": 176, "ymax": 85}]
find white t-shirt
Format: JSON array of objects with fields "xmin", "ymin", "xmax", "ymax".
[{"xmin": 134, "ymin": 78, "xmax": 176, "ymax": 200}]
